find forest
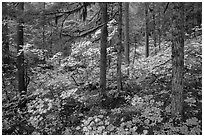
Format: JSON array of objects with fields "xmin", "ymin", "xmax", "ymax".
[{"xmin": 2, "ymin": 2, "xmax": 202, "ymax": 135}]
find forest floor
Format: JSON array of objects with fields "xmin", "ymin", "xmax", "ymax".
[{"xmin": 2, "ymin": 35, "xmax": 202, "ymax": 135}]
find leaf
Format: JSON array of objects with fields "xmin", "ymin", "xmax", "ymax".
[
  {"xmin": 179, "ymin": 125, "xmax": 189, "ymax": 134},
  {"xmin": 98, "ymin": 115, "xmax": 103, "ymax": 118},
  {"xmin": 165, "ymin": 105, "xmax": 171, "ymax": 113},
  {"xmin": 97, "ymin": 126, "xmax": 104, "ymax": 132},
  {"xmin": 94, "ymin": 118, "xmax": 100, "ymax": 122},
  {"xmin": 83, "ymin": 127, "xmax": 88, "ymax": 131},
  {"xmin": 184, "ymin": 97, "xmax": 196, "ymax": 103},
  {"xmin": 143, "ymin": 130, "xmax": 148, "ymax": 135},
  {"xmin": 144, "ymin": 119, "xmax": 150, "ymax": 125},
  {"xmin": 185, "ymin": 117, "xmax": 199, "ymax": 125},
  {"xmin": 156, "ymin": 101, "xmax": 164, "ymax": 106},
  {"xmin": 107, "ymin": 124, "xmax": 115, "ymax": 131},
  {"xmin": 64, "ymin": 128, "xmax": 72, "ymax": 135},
  {"xmin": 189, "ymin": 126, "xmax": 202, "ymax": 135}
]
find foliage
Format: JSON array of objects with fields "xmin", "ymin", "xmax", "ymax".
[
  {"xmin": 2, "ymin": 2, "xmax": 202, "ymax": 135},
  {"xmin": 153, "ymin": 117, "xmax": 202, "ymax": 135}
]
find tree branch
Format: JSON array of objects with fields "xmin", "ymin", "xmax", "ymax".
[
  {"xmin": 60, "ymin": 14, "xmax": 69, "ymax": 39},
  {"xmin": 45, "ymin": 4, "xmax": 84, "ymax": 16},
  {"xmin": 62, "ymin": 10, "xmax": 118, "ymax": 39},
  {"xmin": 88, "ymin": 9, "xmax": 100, "ymax": 22},
  {"xmin": 152, "ymin": 58, "xmax": 171, "ymax": 70},
  {"xmin": 79, "ymin": 22, "xmax": 106, "ymax": 37},
  {"xmin": 164, "ymin": 2, "xmax": 170, "ymax": 13},
  {"xmin": 70, "ymin": 74, "xmax": 79, "ymax": 86}
]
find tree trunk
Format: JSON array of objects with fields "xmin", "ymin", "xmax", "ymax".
[
  {"xmin": 158, "ymin": 3, "xmax": 161, "ymax": 49},
  {"xmin": 42, "ymin": 2, "xmax": 46, "ymax": 49},
  {"xmin": 194, "ymin": 3, "xmax": 198, "ymax": 27},
  {"xmin": 99, "ymin": 3, "xmax": 108, "ymax": 96},
  {"xmin": 117, "ymin": 2, "xmax": 123, "ymax": 92},
  {"xmin": 17, "ymin": 2, "xmax": 26, "ymax": 93},
  {"xmin": 145, "ymin": 3, "xmax": 149, "ymax": 57},
  {"xmin": 124, "ymin": 2, "xmax": 130, "ymax": 76},
  {"xmin": 152, "ymin": 3, "xmax": 157, "ymax": 48},
  {"xmin": 132, "ymin": 35, "xmax": 137, "ymax": 66},
  {"xmin": 50, "ymin": 27, "xmax": 53, "ymax": 57},
  {"xmin": 171, "ymin": 2, "xmax": 184, "ymax": 118},
  {"xmin": 2, "ymin": 2, "xmax": 10, "ymax": 65}
]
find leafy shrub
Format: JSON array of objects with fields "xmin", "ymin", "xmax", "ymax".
[{"xmin": 153, "ymin": 117, "xmax": 202, "ymax": 135}]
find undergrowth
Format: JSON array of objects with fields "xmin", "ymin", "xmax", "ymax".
[{"xmin": 2, "ymin": 32, "xmax": 202, "ymax": 135}]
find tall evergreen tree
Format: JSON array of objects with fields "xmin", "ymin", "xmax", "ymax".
[
  {"xmin": 171, "ymin": 2, "xmax": 185, "ymax": 118},
  {"xmin": 2, "ymin": 2, "xmax": 10, "ymax": 65},
  {"xmin": 158, "ymin": 3, "xmax": 161, "ymax": 49},
  {"xmin": 152, "ymin": 3, "xmax": 157, "ymax": 48},
  {"xmin": 117, "ymin": 2, "xmax": 123, "ymax": 92},
  {"xmin": 99, "ymin": 2, "xmax": 108, "ymax": 96},
  {"xmin": 42, "ymin": 2, "xmax": 46, "ymax": 49},
  {"xmin": 145, "ymin": 3, "xmax": 149, "ymax": 57},
  {"xmin": 17, "ymin": 2, "xmax": 26, "ymax": 93},
  {"xmin": 124, "ymin": 2, "xmax": 130, "ymax": 76}
]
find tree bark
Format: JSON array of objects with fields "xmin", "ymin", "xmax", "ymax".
[
  {"xmin": 171, "ymin": 2, "xmax": 184, "ymax": 118},
  {"xmin": 132, "ymin": 35, "xmax": 137, "ymax": 66},
  {"xmin": 17, "ymin": 2, "xmax": 26, "ymax": 93},
  {"xmin": 152, "ymin": 3, "xmax": 157, "ymax": 48},
  {"xmin": 50, "ymin": 26, "xmax": 53, "ymax": 57},
  {"xmin": 2, "ymin": 2, "xmax": 10, "ymax": 64},
  {"xmin": 42, "ymin": 2, "xmax": 46, "ymax": 49},
  {"xmin": 117, "ymin": 2, "xmax": 123, "ymax": 92},
  {"xmin": 145, "ymin": 3, "xmax": 149, "ymax": 57},
  {"xmin": 99, "ymin": 3, "xmax": 108, "ymax": 96},
  {"xmin": 124, "ymin": 2, "xmax": 130, "ymax": 76},
  {"xmin": 158, "ymin": 3, "xmax": 161, "ymax": 49},
  {"xmin": 194, "ymin": 3, "xmax": 198, "ymax": 27}
]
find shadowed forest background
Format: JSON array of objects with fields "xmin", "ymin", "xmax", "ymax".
[{"xmin": 2, "ymin": 2, "xmax": 202, "ymax": 135}]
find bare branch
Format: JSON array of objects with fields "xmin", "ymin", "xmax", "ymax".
[
  {"xmin": 45, "ymin": 4, "xmax": 84, "ymax": 16},
  {"xmin": 164, "ymin": 2, "xmax": 170, "ymax": 13}
]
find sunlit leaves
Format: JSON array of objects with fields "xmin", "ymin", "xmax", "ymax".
[
  {"xmin": 142, "ymin": 106, "xmax": 163, "ymax": 126},
  {"xmin": 130, "ymin": 95, "xmax": 144, "ymax": 107},
  {"xmin": 184, "ymin": 97, "xmax": 196, "ymax": 107},
  {"xmin": 60, "ymin": 88, "xmax": 78, "ymax": 99},
  {"xmin": 185, "ymin": 117, "xmax": 199, "ymax": 126},
  {"xmin": 153, "ymin": 116, "xmax": 202, "ymax": 135}
]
